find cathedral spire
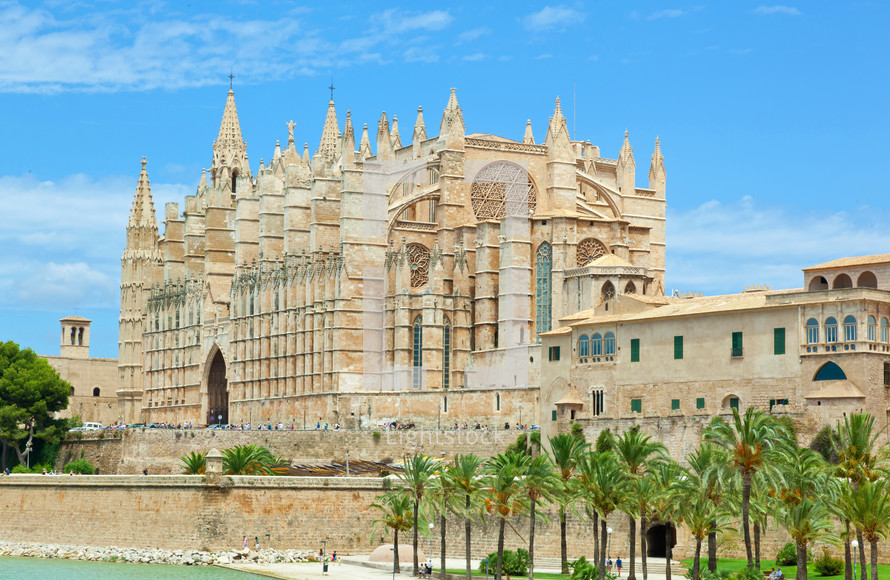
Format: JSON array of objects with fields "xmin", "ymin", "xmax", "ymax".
[
  {"xmin": 548, "ymin": 96, "xmax": 569, "ymax": 138},
  {"xmin": 617, "ymin": 130, "xmax": 637, "ymax": 193},
  {"xmin": 316, "ymin": 99, "xmax": 341, "ymax": 160},
  {"xmin": 439, "ymin": 88, "xmax": 465, "ymax": 135},
  {"xmin": 127, "ymin": 157, "xmax": 159, "ymax": 249},
  {"xmin": 211, "ymin": 88, "xmax": 250, "ymax": 192},
  {"xmin": 359, "ymin": 123, "xmax": 372, "ymax": 160},
  {"xmin": 648, "ymin": 136, "xmax": 666, "ymax": 196},
  {"xmin": 377, "ymin": 111, "xmax": 393, "ymax": 160},
  {"xmin": 523, "ymin": 119, "xmax": 535, "ymax": 144},
  {"xmin": 342, "ymin": 110, "xmax": 356, "ymax": 165},
  {"xmin": 413, "ymin": 106, "xmax": 427, "ymax": 143},
  {"xmin": 390, "ymin": 115, "xmax": 401, "ymax": 150}
]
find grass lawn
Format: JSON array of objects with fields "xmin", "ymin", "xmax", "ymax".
[
  {"xmin": 444, "ymin": 569, "xmax": 569, "ymax": 579},
  {"xmin": 680, "ymin": 557, "xmax": 890, "ymax": 580}
]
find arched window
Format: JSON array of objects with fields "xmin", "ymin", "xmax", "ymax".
[
  {"xmin": 591, "ymin": 333, "xmax": 603, "ymax": 357},
  {"xmin": 70, "ymin": 327, "xmax": 76, "ymax": 345},
  {"xmin": 825, "ymin": 317, "xmax": 838, "ymax": 343},
  {"xmin": 231, "ymin": 170, "xmax": 238, "ymax": 193},
  {"xmin": 604, "ymin": 332, "xmax": 615, "ymax": 356},
  {"xmin": 412, "ymin": 316, "xmax": 423, "ymax": 389},
  {"xmin": 806, "ymin": 318, "xmax": 819, "ymax": 344},
  {"xmin": 578, "ymin": 334, "xmax": 590, "ymax": 358},
  {"xmin": 814, "ymin": 361, "xmax": 847, "ymax": 381},
  {"xmin": 407, "ymin": 244, "xmax": 430, "ymax": 288},
  {"xmin": 577, "ymin": 238, "xmax": 608, "ymax": 266},
  {"xmin": 868, "ymin": 316, "xmax": 877, "ymax": 341},
  {"xmin": 624, "ymin": 281, "xmax": 636, "ymax": 295},
  {"xmin": 92, "ymin": 387, "xmax": 100, "ymax": 397},
  {"xmin": 858, "ymin": 271, "xmax": 878, "ymax": 288},
  {"xmin": 535, "ymin": 242, "xmax": 553, "ymax": 337},
  {"xmin": 882, "ymin": 318, "xmax": 889, "ymax": 343},
  {"xmin": 844, "ymin": 315, "xmax": 857, "ymax": 342},
  {"xmin": 470, "ymin": 162, "xmax": 537, "ymax": 220},
  {"xmin": 443, "ymin": 317, "xmax": 452, "ymax": 390},
  {"xmin": 601, "ymin": 281, "xmax": 616, "ymax": 303},
  {"xmin": 78, "ymin": 327, "xmax": 84, "ymax": 346},
  {"xmin": 833, "ymin": 274, "xmax": 853, "ymax": 289},
  {"xmin": 808, "ymin": 276, "xmax": 828, "ymax": 291}
]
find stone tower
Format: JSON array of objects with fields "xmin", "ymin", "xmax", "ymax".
[{"xmin": 60, "ymin": 315, "xmax": 91, "ymax": 358}]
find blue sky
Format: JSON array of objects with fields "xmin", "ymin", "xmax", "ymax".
[{"xmin": 0, "ymin": 0, "xmax": 888, "ymax": 358}]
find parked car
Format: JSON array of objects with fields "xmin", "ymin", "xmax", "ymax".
[{"xmin": 81, "ymin": 422, "xmax": 104, "ymax": 431}]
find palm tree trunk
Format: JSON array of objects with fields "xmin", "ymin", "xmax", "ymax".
[
  {"xmin": 593, "ymin": 511, "xmax": 600, "ymax": 572},
  {"xmin": 440, "ymin": 513, "xmax": 447, "ymax": 580},
  {"xmin": 665, "ymin": 522, "xmax": 673, "ymax": 580},
  {"xmin": 742, "ymin": 473, "xmax": 753, "ymax": 568},
  {"xmin": 561, "ymin": 507, "xmax": 568, "ymax": 574},
  {"xmin": 529, "ymin": 500, "xmax": 537, "ymax": 580},
  {"xmin": 465, "ymin": 494, "xmax": 472, "ymax": 580},
  {"xmin": 858, "ymin": 530, "xmax": 867, "ymax": 580},
  {"xmin": 754, "ymin": 521, "xmax": 761, "ymax": 569},
  {"xmin": 628, "ymin": 515, "xmax": 637, "ymax": 580},
  {"xmin": 870, "ymin": 540, "xmax": 878, "ymax": 580},
  {"xmin": 641, "ymin": 513, "xmax": 649, "ymax": 580},
  {"xmin": 844, "ymin": 521, "xmax": 852, "ymax": 580},
  {"xmin": 692, "ymin": 537, "xmax": 702, "ymax": 580},
  {"xmin": 394, "ymin": 528, "xmax": 401, "ymax": 574},
  {"xmin": 414, "ymin": 499, "xmax": 420, "ymax": 575},
  {"xmin": 600, "ymin": 518, "xmax": 609, "ymax": 580},
  {"xmin": 497, "ymin": 517, "xmax": 506, "ymax": 580},
  {"xmin": 796, "ymin": 541, "xmax": 807, "ymax": 580},
  {"xmin": 708, "ymin": 521, "xmax": 718, "ymax": 573}
]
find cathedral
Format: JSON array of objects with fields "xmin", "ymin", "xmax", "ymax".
[{"xmin": 117, "ymin": 87, "xmax": 667, "ymax": 427}]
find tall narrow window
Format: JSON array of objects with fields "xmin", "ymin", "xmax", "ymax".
[
  {"xmin": 591, "ymin": 389, "xmax": 604, "ymax": 416},
  {"xmin": 535, "ymin": 242, "xmax": 553, "ymax": 337},
  {"xmin": 674, "ymin": 335, "xmax": 684, "ymax": 360},
  {"xmin": 867, "ymin": 316, "xmax": 876, "ymax": 342},
  {"xmin": 232, "ymin": 171, "xmax": 238, "ymax": 193},
  {"xmin": 825, "ymin": 317, "xmax": 838, "ymax": 343},
  {"xmin": 882, "ymin": 318, "xmax": 889, "ymax": 343},
  {"xmin": 731, "ymin": 332, "xmax": 743, "ymax": 357},
  {"xmin": 413, "ymin": 316, "xmax": 423, "ymax": 389},
  {"xmin": 774, "ymin": 328, "xmax": 786, "ymax": 355},
  {"xmin": 604, "ymin": 332, "xmax": 616, "ymax": 356},
  {"xmin": 70, "ymin": 327, "xmax": 76, "ymax": 345},
  {"xmin": 443, "ymin": 317, "xmax": 452, "ymax": 390},
  {"xmin": 844, "ymin": 315, "xmax": 857, "ymax": 342},
  {"xmin": 578, "ymin": 334, "xmax": 590, "ymax": 358},
  {"xmin": 630, "ymin": 338, "xmax": 640, "ymax": 362},
  {"xmin": 806, "ymin": 318, "xmax": 819, "ymax": 344},
  {"xmin": 78, "ymin": 327, "xmax": 84, "ymax": 346},
  {"xmin": 591, "ymin": 333, "xmax": 603, "ymax": 356}
]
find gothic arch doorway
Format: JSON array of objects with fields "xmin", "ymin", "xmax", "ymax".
[
  {"xmin": 646, "ymin": 523, "xmax": 677, "ymax": 558},
  {"xmin": 207, "ymin": 349, "xmax": 229, "ymax": 424}
]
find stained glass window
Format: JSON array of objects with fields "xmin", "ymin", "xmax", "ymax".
[
  {"xmin": 443, "ymin": 316, "xmax": 451, "ymax": 390},
  {"xmin": 471, "ymin": 162, "xmax": 537, "ymax": 220},
  {"xmin": 535, "ymin": 242, "xmax": 552, "ymax": 336},
  {"xmin": 413, "ymin": 316, "xmax": 423, "ymax": 389}
]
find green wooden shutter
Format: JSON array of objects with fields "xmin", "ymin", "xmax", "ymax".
[
  {"xmin": 731, "ymin": 332, "xmax": 743, "ymax": 356},
  {"xmin": 729, "ymin": 397, "xmax": 739, "ymax": 409},
  {"xmin": 630, "ymin": 338, "xmax": 640, "ymax": 362},
  {"xmin": 631, "ymin": 399, "xmax": 642, "ymax": 413},
  {"xmin": 696, "ymin": 397, "xmax": 705, "ymax": 410},
  {"xmin": 551, "ymin": 410, "xmax": 557, "ymax": 421},
  {"xmin": 671, "ymin": 399, "xmax": 680, "ymax": 410},
  {"xmin": 674, "ymin": 335, "xmax": 683, "ymax": 360},
  {"xmin": 774, "ymin": 327, "xmax": 786, "ymax": 355}
]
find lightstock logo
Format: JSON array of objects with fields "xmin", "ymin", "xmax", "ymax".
[{"xmin": 384, "ymin": 426, "xmax": 511, "ymax": 450}]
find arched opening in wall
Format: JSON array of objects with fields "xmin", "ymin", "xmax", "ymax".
[
  {"xmin": 833, "ymin": 273, "xmax": 853, "ymax": 289},
  {"xmin": 78, "ymin": 327, "xmax": 84, "ymax": 345},
  {"xmin": 207, "ymin": 349, "xmax": 229, "ymax": 424},
  {"xmin": 231, "ymin": 170, "xmax": 239, "ymax": 193},
  {"xmin": 808, "ymin": 276, "xmax": 828, "ymax": 291},
  {"xmin": 814, "ymin": 361, "xmax": 847, "ymax": 381},
  {"xmin": 721, "ymin": 394, "xmax": 741, "ymax": 411},
  {"xmin": 601, "ymin": 281, "xmax": 616, "ymax": 303},
  {"xmin": 577, "ymin": 238, "xmax": 608, "ymax": 266},
  {"xmin": 92, "ymin": 387, "xmax": 100, "ymax": 397},
  {"xmin": 70, "ymin": 327, "xmax": 76, "ymax": 345},
  {"xmin": 624, "ymin": 281, "xmax": 636, "ymax": 295},
  {"xmin": 646, "ymin": 523, "xmax": 677, "ymax": 558},
  {"xmin": 858, "ymin": 271, "xmax": 878, "ymax": 288}
]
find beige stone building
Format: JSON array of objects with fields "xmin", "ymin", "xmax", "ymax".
[
  {"xmin": 540, "ymin": 254, "xmax": 890, "ymax": 449},
  {"xmin": 42, "ymin": 316, "xmax": 119, "ymax": 425},
  {"xmin": 118, "ymin": 87, "xmax": 668, "ymax": 426}
]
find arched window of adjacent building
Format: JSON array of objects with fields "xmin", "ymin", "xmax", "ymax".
[
  {"xmin": 407, "ymin": 243, "xmax": 430, "ymax": 288},
  {"xmin": 577, "ymin": 238, "xmax": 608, "ymax": 266},
  {"xmin": 92, "ymin": 387, "xmax": 100, "ymax": 397},
  {"xmin": 470, "ymin": 162, "xmax": 537, "ymax": 220},
  {"xmin": 412, "ymin": 316, "xmax": 423, "ymax": 389},
  {"xmin": 814, "ymin": 361, "xmax": 847, "ymax": 381},
  {"xmin": 578, "ymin": 334, "xmax": 590, "ymax": 358},
  {"xmin": 443, "ymin": 316, "xmax": 452, "ymax": 390},
  {"xmin": 601, "ymin": 281, "xmax": 616, "ymax": 303},
  {"xmin": 591, "ymin": 333, "xmax": 603, "ymax": 356},
  {"xmin": 604, "ymin": 332, "xmax": 616, "ymax": 356},
  {"xmin": 825, "ymin": 317, "xmax": 838, "ymax": 343},
  {"xmin": 624, "ymin": 281, "xmax": 636, "ymax": 295},
  {"xmin": 78, "ymin": 327, "xmax": 84, "ymax": 345},
  {"xmin": 858, "ymin": 271, "xmax": 878, "ymax": 288},
  {"xmin": 844, "ymin": 315, "xmax": 857, "ymax": 342},
  {"xmin": 833, "ymin": 273, "xmax": 853, "ymax": 289},
  {"xmin": 808, "ymin": 276, "xmax": 829, "ymax": 291},
  {"xmin": 535, "ymin": 242, "xmax": 553, "ymax": 336},
  {"xmin": 868, "ymin": 316, "xmax": 877, "ymax": 341},
  {"xmin": 882, "ymin": 318, "xmax": 889, "ymax": 343},
  {"xmin": 70, "ymin": 327, "xmax": 76, "ymax": 345},
  {"xmin": 70, "ymin": 386, "xmax": 75, "ymax": 395},
  {"xmin": 806, "ymin": 318, "xmax": 819, "ymax": 344}
]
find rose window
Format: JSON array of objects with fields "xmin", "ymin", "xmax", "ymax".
[
  {"xmin": 470, "ymin": 162, "xmax": 537, "ymax": 220},
  {"xmin": 407, "ymin": 244, "xmax": 430, "ymax": 288},
  {"xmin": 576, "ymin": 238, "xmax": 608, "ymax": 266}
]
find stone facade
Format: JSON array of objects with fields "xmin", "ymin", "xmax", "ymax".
[{"xmin": 118, "ymin": 88, "xmax": 667, "ymax": 428}]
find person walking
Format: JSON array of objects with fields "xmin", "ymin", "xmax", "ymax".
[
  {"xmin": 243, "ymin": 536, "xmax": 248, "ymax": 549},
  {"xmin": 255, "ymin": 536, "xmax": 260, "ymax": 550},
  {"xmin": 616, "ymin": 557, "xmax": 623, "ymax": 576}
]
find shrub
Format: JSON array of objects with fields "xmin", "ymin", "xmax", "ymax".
[
  {"xmin": 810, "ymin": 426, "xmax": 838, "ymax": 464},
  {"xmin": 570, "ymin": 421, "xmax": 585, "ymax": 441},
  {"xmin": 63, "ymin": 459, "xmax": 96, "ymax": 474},
  {"xmin": 813, "ymin": 547, "xmax": 843, "ymax": 576},
  {"xmin": 729, "ymin": 567, "xmax": 764, "ymax": 580},
  {"xmin": 595, "ymin": 429, "xmax": 616, "ymax": 453},
  {"xmin": 11, "ymin": 465, "xmax": 31, "ymax": 474},
  {"xmin": 701, "ymin": 570, "xmax": 734, "ymax": 580},
  {"xmin": 776, "ymin": 542, "xmax": 797, "ymax": 566},
  {"xmin": 505, "ymin": 433, "xmax": 529, "ymax": 456},
  {"xmin": 479, "ymin": 549, "xmax": 530, "ymax": 576},
  {"xmin": 372, "ymin": 431, "xmax": 382, "ymax": 441}
]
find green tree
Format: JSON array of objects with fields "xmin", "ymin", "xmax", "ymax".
[
  {"xmin": 648, "ymin": 460, "xmax": 685, "ymax": 580},
  {"xmin": 676, "ymin": 483, "xmax": 731, "ymax": 580},
  {"xmin": 428, "ymin": 462, "xmax": 461, "ymax": 580},
  {"xmin": 776, "ymin": 495, "xmax": 835, "ymax": 580},
  {"xmin": 370, "ymin": 491, "xmax": 415, "ymax": 574},
  {"xmin": 485, "ymin": 451, "xmax": 530, "ymax": 580},
  {"xmin": 521, "ymin": 453, "xmax": 560, "ymax": 580},
  {"xmin": 448, "ymin": 454, "xmax": 486, "ymax": 580},
  {"xmin": 840, "ymin": 479, "xmax": 890, "ymax": 580},
  {"xmin": 548, "ymin": 433, "xmax": 590, "ymax": 573},
  {"xmin": 180, "ymin": 451, "xmax": 207, "ymax": 474},
  {"xmin": 222, "ymin": 444, "xmax": 275, "ymax": 475},
  {"xmin": 398, "ymin": 454, "xmax": 436, "ymax": 576},
  {"xmin": 686, "ymin": 442, "xmax": 735, "ymax": 573},
  {"xmin": 0, "ymin": 341, "xmax": 71, "ymax": 470},
  {"xmin": 615, "ymin": 427, "xmax": 667, "ymax": 580},
  {"xmin": 576, "ymin": 450, "xmax": 627, "ymax": 580},
  {"xmin": 705, "ymin": 407, "xmax": 790, "ymax": 569}
]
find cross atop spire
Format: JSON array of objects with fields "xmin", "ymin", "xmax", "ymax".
[
  {"xmin": 329, "ymin": 77, "xmax": 335, "ymax": 101},
  {"xmin": 228, "ymin": 71, "xmax": 235, "ymax": 90}
]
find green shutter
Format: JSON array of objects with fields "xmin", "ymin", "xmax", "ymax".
[
  {"xmin": 674, "ymin": 335, "xmax": 683, "ymax": 360},
  {"xmin": 631, "ymin": 399, "xmax": 642, "ymax": 413},
  {"xmin": 731, "ymin": 331, "xmax": 743, "ymax": 356},
  {"xmin": 548, "ymin": 346, "xmax": 561, "ymax": 361},
  {"xmin": 729, "ymin": 397, "xmax": 739, "ymax": 409},
  {"xmin": 696, "ymin": 397, "xmax": 705, "ymax": 410},
  {"xmin": 551, "ymin": 410, "xmax": 557, "ymax": 421},
  {"xmin": 630, "ymin": 338, "xmax": 640, "ymax": 362},
  {"xmin": 671, "ymin": 399, "xmax": 680, "ymax": 410},
  {"xmin": 774, "ymin": 327, "xmax": 786, "ymax": 355}
]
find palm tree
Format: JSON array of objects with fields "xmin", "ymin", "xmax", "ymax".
[
  {"xmin": 840, "ymin": 479, "xmax": 890, "ymax": 580},
  {"xmin": 615, "ymin": 427, "xmax": 667, "ymax": 580},
  {"xmin": 676, "ymin": 486, "xmax": 731, "ymax": 580},
  {"xmin": 448, "ymin": 454, "xmax": 486, "ymax": 580},
  {"xmin": 776, "ymin": 495, "xmax": 835, "ymax": 580},
  {"xmin": 370, "ymin": 491, "xmax": 415, "ymax": 573},
  {"xmin": 180, "ymin": 450, "xmax": 206, "ymax": 474},
  {"xmin": 577, "ymin": 450, "xmax": 627, "ymax": 580},
  {"xmin": 548, "ymin": 433, "xmax": 590, "ymax": 573},
  {"xmin": 704, "ymin": 407, "xmax": 790, "ymax": 569},
  {"xmin": 485, "ymin": 452, "xmax": 530, "ymax": 580},
  {"xmin": 521, "ymin": 453, "xmax": 560, "ymax": 580},
  {"xmin": 222, "ymin": 444, "xmax": 275, "ymax": 475},
  {"xmin": 648, "ymin": 460, "xmax": 685, "ymax": 580},
  {"xmin": 429, "ymin": 462, "xmax": 460, "ymax": 580},
  {"xmin": 686, "ymin": 442, "xmax": 734, "ymax": 573},
  {"xmin": 398, "ymin": 454, "xmax": 437, "ymax": 576}
]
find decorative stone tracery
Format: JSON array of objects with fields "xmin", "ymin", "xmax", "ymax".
[
  {"xmin": 470, "ymin": 162, "xmax": 537, "ymax": 220},
  {"xmin": 576, "ymin": 238, "xmax": 608, "ymax": 266},
  {"xmin": 407, "ymin": 243, "xmax": 430, "ymax": 288}
]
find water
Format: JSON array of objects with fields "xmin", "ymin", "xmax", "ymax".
[{"xmin": 0, "ymin": 556, "xmax": 259, "ymax": 579}]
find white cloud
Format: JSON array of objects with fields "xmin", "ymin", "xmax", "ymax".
[
  {"xmin": 753, "ymin": 5, "xmax": 802, "ymax": 16},
  {"xmin": 524, "ymin": 5, "xmax": 586, "ymax": 31},
  {"xmin": 666, "ymin": 196, "xmax": 890, "ymax": 294},
  {"xmin": 463, "ymin": 53, "xmax": 487, "ymax": 62},
  {"xmin": 648, "ymin": 9, "xmax": 687, "ymax": 20},
  {"xmin": 13, "ymin": 262, "xmax": 114, "ymax": 308},
  {"xmin": 456, "ymin": 27, "xmax": 489, "ymax": 44},
  {"xmin": 377, "ymin": 9, "xmax": 453, "ymax": 33}
]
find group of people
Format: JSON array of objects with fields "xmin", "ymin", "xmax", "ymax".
[
  {"xmin": 605, "ymin": 557, "xmax": 624, "ymax": 576},
  {"xmin": 768, "ymin": 569, "xmax": 785, "ymax": 580}
]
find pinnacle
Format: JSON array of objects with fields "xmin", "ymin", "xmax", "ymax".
[
  {"xmin": 316, "ymin": 99, "xmax": 340, "ymax": 159},
  {"xmin": 129, "ymin": 157, "xmax": 158, "ymax": 232},
  {"xmin": 523, "ymin": 119, "xmax": 535, "ymax": 144}
]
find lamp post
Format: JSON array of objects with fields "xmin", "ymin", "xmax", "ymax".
[
  {"xmin": 607, "ymin": 527, "xmax": 613, "ymax": 562},
  {"xmin": 852, "ymin": 539, "xmax": 859, "ymax": 580},
  {"xmin": 481, "ymin": 558, "xmax": 490, "ymax": 580}
]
